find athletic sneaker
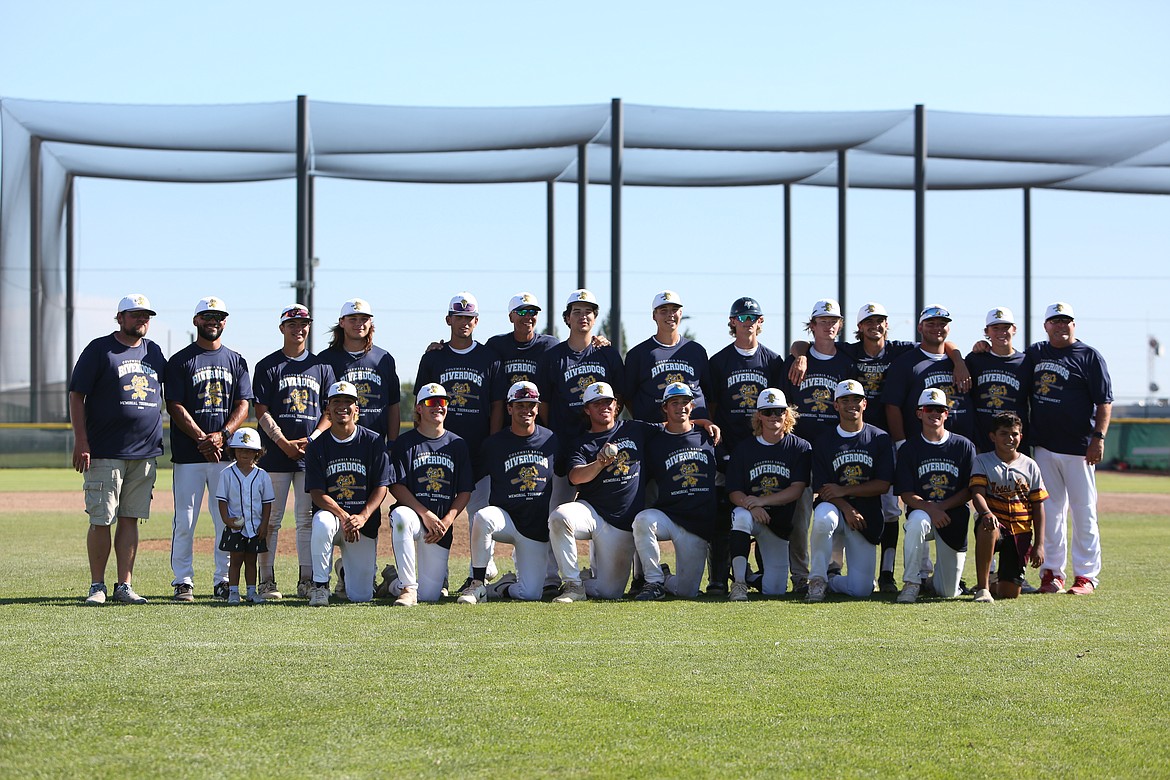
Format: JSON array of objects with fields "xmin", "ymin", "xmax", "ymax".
[
  {"xmin": 973, "ymin": 588, "xmax": 995, "ymax": 603},
  {"xmin": 705, "ymin": 581, "xmax": 729, "ymax": 598},
  {"xmin": 258, "ymin": 580, "xmax": 282, "ymax": 601},
  {"xmin": 488, "ymin": 573, "xmax": 517, "ymax": 600},
  {"xmin": 805, "ymin": 577, "xmax": 827, "ymax": 603},
  {"xmin": 878, "ymin": 571, "xmax": 899, "ymax": 594},
  {"xmin": 296, "ymin": 578, "xmax": 312, "ymax": 599},
  {"xmin": 728, "ymin": 582, "xmax": 750, "ymax": 602},
  {"xmin": 635, "ymin": 581, "xmax": 667, "ymax": 601},
  {"xmin": 213, "ymin": 581, "xmax": 229, "ymax": 601},
  {"xmin": 247, "ymin": 591, "xmax": 265, "ymax": 605},
  {"xmin": 333, "ymin": 560, "xmax": 347, "ymax": 600},
  {"xmin": 1020, "ymin": 579, "xmax": 1039, "ymax": 594},
  {"xmin": 173, "ymin": 583, "xmax": 195, "ymax": 603},
  {"xmin": 457, "ymin": 579, "xmax": 487, "ymax": 605},
  {"xmin": 112, "ymin": 582, "xmax": 147, "ymax": 605},
  {"xmin": 627, "ymin": 576, "xmax": 646, "ymax": 598},
  {"xmin": 394, "ymin": 586, "xmax": 418, "ymax": 607},
  {"xmin": 896, "ymin": 582, "xmax": 921, "ymax": 604},
  {"xmin": 375, "ymin": 565, "xmax": 398, "ymax": 599},
  {"xmin": 227, "ymin": 591, "xmax": 242, "ymax": 605},
  {"xmin": 1066, "ymin": 576, "xmax": 1095, "ymax": 596},
  {"xmin": 308, "ymin": 584, "xmax": 330, "ymax": 607},
  {"xmin": 85, "ymin": 583, "xmax": 107, "ymax": 606},
  {"xmin": 542, "ymin": 581, "xmax": 563, "ymax": 600},
  {"xmin": 1039, "ymin": 569, "xmax": 1065, "ymax": 594},
  {"xmin": 553, "ymin": 581, "xmax": 587, "ymax": 603}
]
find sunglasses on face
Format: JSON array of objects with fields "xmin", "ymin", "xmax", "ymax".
[
  {"xmin": 758, "ymin": 408, "xmax": 784, "ymax": 417},
  {"xmin": 422, "ymin": 398, "xmax": 448, "ymax": 408},
  {"xmin": 735, "ymin": 314, "xmax": 760, "ymax": 323},
  {"xmin": 513, "ymin": 308, "xmax": 540, "ymax": 317},
  {"xmin": 199, "ymin": 314, "xmax": 226, "ymax": 323}
]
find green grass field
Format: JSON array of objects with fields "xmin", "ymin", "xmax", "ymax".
[{"xmin": 1, "ymin": 473, "xmax": 1168, "ymax": 778}]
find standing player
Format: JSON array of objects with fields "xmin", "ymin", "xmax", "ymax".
[
  {"xmin": 1027, "ymin": 302, "xmax": 1112, "ymax": 595},
  {"xmin": 486, "ymin": 292, "xmax": 560, "ymax": 431},
  {"xmin": 725, "ymin": 388, "xmax": 811, "ymax": 600},
  {"xmin": 623, "ymin": 290, "xmax": 711, "ymax": 423},
  {"xmin": 387, "ymin": 384, "xmax": 473, "ymax": 605},
  {"xmin": 69, "ymin": 294, "xmax": 166, "ymax": 605},
  {"xmin": 303, "ymin": 381, "xmax": 391, "ymax": 606},
  {"xmin": 632, "ymin": 383, "xmax": 718, "ymax": 600},
  {"xmin": 970, "ymin": 412, "xmax": 1049, "ymax": 603},
  {"xmin": 966, "ymin": 307, "xmax": 1030, "ymax": 452},
  {"xmin": 806, "ymin": 380, "xmax": 895, "ymax": 602},
  {"xmin": 166, "ymin": 296, "xmax": 252, "ymax": 603},
  {"xmin": 893, "ymin": 388, "xmax": 976, "ymax": 603},
  {"xmin": 458, "ymin": 382, "xmax": 559, "ymax": 603},
  {"xmin": 251, "ymin": 304, "xmax": 334, "ymax": 600},
  {"xmin": 319, "ymin": 298, "xmax": 401, "ymax": 443}
]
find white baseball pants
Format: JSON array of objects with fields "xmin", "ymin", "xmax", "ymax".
[
  {"xmin": 309, "ymin": 509, "xmax": 377, "ymax": 602},
  {"xmin": 170, "ymin": 460, "xmax": 231, "ymax": 587},
  {"xmin": 730, "ymin": 507, "xmax": 790, "ymax": 595},
  {"xmin": 1034, "ymin": 446, "xmax": 1102, "ymax": 585},
  {"xmin": 549, "ymin": 500, "xmax": 635, "ymax": 599},
  {"xmin": 390, "ymin": 506, "xmax": 450, "ymax": 603},
  {"xmin": 260, "ymin": 470, "xmax": 312, "ymax": 582},
  {"xmin": 471, "ymin": 506, "xmax": 549, "ymax": 601},
  {"xmin": 809, "ymin": 502, "xmax": 877, "ymax": 598},
  {"xmin": 902, "ymin": 510, "xmax": 964, "ymax": 598},
  {"xmin": 789, "ymin": 487, "xmax": 813, "ymax": 585},
  {"xmin": 632, "ymin": 508, "xmax": 710, "ymax": 598}
]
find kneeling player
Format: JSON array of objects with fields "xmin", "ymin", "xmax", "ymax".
[
  {"xmin": 725, "ymin": 388, "xmax": 811, "ymax": 600},
  {"xmin": 969, "ymin": 412, "xmax": 1048, "ymax": 603},
  {"xmin": 894, "ymin": 388, "xmax": 976, "ymax": 603}
]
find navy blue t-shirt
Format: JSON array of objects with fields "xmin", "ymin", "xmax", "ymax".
[
  {"xmin": 623, "ymin": 337, "xmax": 712, "ymax": 423},
  {"xmin": 486, "ymin": 332, "xmax": 559, "ymax": 402},
  {"xmin": 389, "ymin": 428, "xmax": 474, "ymax": 549},
  {"xmin": 1026, "ymin": 340, "xmax": 1113, "ymax": 456},
  {"xmin": 252, "ymin": 350, "xmax": 335, "ymax": 472},
  {"xmin": 304, "ymin": 424, "xmax": 392, "ymax": 539},
  {"xmin": 773, "ymin": 350, "xmax": 855, "ymax": 444},
  {"xmin": 893, "ymin": 432, "xmax": 976, "ymax": 552},
  {"xmin": 725, "ymin": 434, "xmax": 812, "ymax": 540},
  {"xmin": 69, "ymin": 334, "xmax": 167, "ymax": 460},
  {"xmin": 707, "ymin": 341, "xmax": 781, "ymax": 453},
  {"xmin": 568, "ymin": 419, "xmax": 660, "ymax": 532},
  {"xmin": 881, "ymin": 348, "xmax": 976, "ymax": 442},
  {"xmin": 414, "ymin": 343, "xmax": 499, "ymax": 462},
  {"xmin": 644, "ymin": 426, "xmax": 718, "ymax": 541},
  {"xmin": 812, "ymin": 424, "xmax": 895, "ymax": 545},
  {"xmin": 164, "ymin": 342, "xmax": 253, "ymax": 464},
  {"xmin": 319, "ymin": 345, "xmax": 401, "ymax": 440},
  {"xmin": 478, "ymin": 425, "xmax": 559, "ymax": 542},
  {"xmin": 838, "ymin": 339, "xmax": 916, "ymax": 431},
  {"xmin": 965, "ymin": 349, "xmax": 1030, "ymax": 452},
  {"xmin": 537, "ymin": 341, "xmax": 625, "ymax": 442}
]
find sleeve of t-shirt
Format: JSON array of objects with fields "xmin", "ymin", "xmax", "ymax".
[
  {"xmin": 164, "ymin": 355, "xmax": 187, "ymax": 405},
  {"xmin": 725, "ymin": 445, "xmax": 747, "ymax": 494},
  {"xmin": 304, "ymin": 444, "xmax": 325, "ymax": 493},
  {"xmin": 1088, "ymin": 350, "xmax": 1114, "ymax": 405},
  {"xmin": 474, "ymin": 438, "xmax": 492, "ymax": 483},
  {"xmin": 379, "ymin": 352, "xmax": 401, "ymax": 406},
  {"xmin": 811, "ymin": 442, "xmax": 832, "ymax": 492},
  {"xmin": 621, "ymin": 346, "xmax": 642, "ymax": 404},
  {"xmin": 454, "ymin": 438, "xmax": 475, "ymax": 493},
  {"xmin": 893, "ymin": 443, "xmax": 915, "ymax": 496},
  {"xmin": 794, "ymin": 442, "xmax": 813, "ymax": 486},
  {"xmin": 372, "ymin": 445, "xmax": 392, "ymax": 488},
  {"xmin": 215, "ymin": 467, "xmax": 232, "ymax": 502},
  {"xmin": 873, "ymin": 432, "xmax": 896, "ymax": 483},
  {"xmin": 68, "ymin": 342, "xmax": 101, "ymax": 395},
  {"xmin": 252, "ymin": 363, "xmax": 274, "ymax": 409},
  {"xmin": 969, "ymin": 455, "xmax": 989, "ymax": 490},
  {"xmin": 234, "ymin": 356, "xmax": 254, "ymax": 402},
  {"xmin": 388, "ymin": 439, "xmax": 407, "ymax": 486},
  {"xmin": 413, "ymin": 351, "xmax": 432, "ymax": 393}
]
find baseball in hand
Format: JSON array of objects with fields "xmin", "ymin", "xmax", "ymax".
[
  {"xmin": 228, "ymin": 517, "xmax": 246, "ymax": 530},
  {"xmin": 601, "ymin": 443, "xmax": 619, "ymax": 460}
]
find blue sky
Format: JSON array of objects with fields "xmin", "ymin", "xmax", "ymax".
[{"xmin": 2, "ymin": 1, "xmax": 1168, "ymax": 401}]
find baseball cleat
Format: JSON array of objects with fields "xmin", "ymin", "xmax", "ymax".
[
  {"xmin": 456, "ymin": 580, "xmax": 487, "ymax": 605},
  {"xmin": 112, "ymin": 582, "xmax": 148, "ymax": 605},
  {"xmin": 296, "ymin": 578, "xmax": 312, "ymax": 599},
  {"xmin": 896, "ymin": 583, "xmax": 921, "ymax": 604},
  {"xmin": 553, "ymin": 581, "xmax": 587, "ymax": 603},
  {"xmin": 805, "ymin": 577, "xmax": 827, "ymax": 603},
  {"xmin": 393, "ymin": 586, "xmax": 418, "ymax": 607},
  {"xmin": 877, "ymin": 571, "xmax": 899, "ymax": 594},
  {"xmin": 635, "ymin": 581, "xmax": 667, "ymax": 601},
  {"xmin": 973, "ymin": 588, "xmax": 995, "ymax": 603},
  {"xmin": 213, "ymin": 581, "xmax": 229, "ymax": 601},
  {"xmin": 375, "ymin": 565, "xmax": 398, "ymax": 599},
  {"xmin": 705, "ymin": 581, "xmax": 729, "ymax": 598},
  {"xmin": 1066, "ymin": 576, "xmax": 1095, "ymax": 595},
  {"xmin": 85, "ymin": 583, "xmax": 107, "ymax": 606},
  {"xmin": 488, "ymin": 573, "xmax": 517, "ymax": 600},
  {"xmin": 308, "ymin": 584, "xmax": 330, "ymax": 607},
  {"xmin": 1020, "ymin": 578, "xmax": 1039, "ymax": 594},
  {"xmin": 173, "ymin": 583, "xmax": 195, "ymax": 603},
  {"xmin": 258, "ymin": 580, "xmax": 282, "ymax": 601},
  {"xmin": 1038, "ymin": 570, "xmax": 1065, "ymax": 594},
  {"xmin": 333, "ymin": 560, "xmax": 347, "ymax": 600},
  {"xmin": 728, "ymin": 582, "xmax": 750, "ymax": 602},
  {"xmin": 227, "ymin": 591, "xmax": 242, "ymax": 605}
]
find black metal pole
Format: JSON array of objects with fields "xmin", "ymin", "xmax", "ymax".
[
  {"xmin": 783, "ymin": 183, "xmax": 792, "ymax": 349},
  {"xmin": 837, "ymin": 149, "xmax": 848, "ymax": 329},
  {"xmin": 29, "ymin": 136, "xmax": 41, "ymax": 422},
  {"xmin": 65, "ymin": 175, "xmax": 75, "ymax": 392},
  {"xmin": 610, "ymin": 98, "xmax": 623, "ymax": 353},
  {"xmin": 546, "ymin": 181, "xmax": 555, "ymax": 336},
  {"xmin": 1023, "ymin": 187, "xmax": 1032, "ymax": 346},
  {"xmin": 296, "ymin": 95, "xmax": 311, "ymax": 327},
  {"xmin": 914, "ymin": 104, "xmax": 927, "ymax": 317},
  {"xmin": 577, "ymin": 142, "xmax": 587, "ymax": 290}
]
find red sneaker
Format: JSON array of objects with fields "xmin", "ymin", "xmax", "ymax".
[
  {"xmin": 1066, "ymin": 576, "xmax": 1095, "ymax": 595},
  {"xmin": 1038, "ymin": 569, "xmax": 1065, "ymax": 594}
]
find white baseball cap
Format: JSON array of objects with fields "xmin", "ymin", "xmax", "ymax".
[
  {"xmin": 756, "ymin": 388, "xmax": 788, "ymax": 410},
  {"xmin": 280, "ymin": 304, "xmax": 312, "ymax": 323},
  {"xmin": 811, "ymin": 298, "xmax": 843, "ymax": 319},
  {"xmin": 653, "ymin": 290, "xmax": 683, "ymax": 309},
  {"xmin": 919, "ymin": 304, "xmax": 952, "ymax": 323},
  {"xmin": 661, "ymin": 381, "xmax": 695, "ymax": 404},
  {"xmin": 228, "ymin": 427, "xmax": 262, "ymax": 450},
  {"xmin": 506, "ymin": 381, "xmax": 541, "ymax": 403},
  {"xmin": 194, "ymin": 296, "xmax": 228, "ymax": 316},
  {"xmin": 834, "ymin": 379, "xmax": 866, "ymax": 400},
  {"xmin": 856, "ymin": 302, "xmax": 888, "ymax": 325},
  {"xmin": 340, "ymin": 298, "xmax": 373, "ymax": 318},
  {"xmin": 1045, "ymin": 302, "xmax": 1075, "ymax": 321},
  {"xmin": 327, "ymin": 381, "xmax": 360, "ymax": 401},
  {"xmin": 118, "ymin": 294, "xmax": 156, "ymax": 316},
  {"xmin": 448, "ymin": 292, "xmax": 479, "ymax": 316},
  {"xmin": 917, "ymin": 388, "xmax": 950, "ymax": 408},
  {"xmin": 565, "ymin": 289, "xmax": 599, "ymax": 309},
  {"xmin": 508, "ymin": 292, "xmax": 541, "ymax": 312},
  {"xmin": 582, "ymin": 382, "xmax": 615, "ymax": 404},
  {"xmin": 985, "ymin": 307, "xmax": 1015, "ymax": 326},
  {"xmin": 416, "ymin": 382, "xmax": 448, "ymax": 404}
]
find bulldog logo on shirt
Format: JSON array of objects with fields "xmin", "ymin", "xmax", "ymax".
[
  {"xmin": 332, "ymin": 473, "xmax": 356, "ymax": 502},
  {"xmin": 1036, "ymin": 372, "xmax": 1058, "ymax": 396},
  {"xmin": 986, "ymin": 384, "xmax": 1007, "ymax": 408},
  {"xmin": 125, "ymin": 374, "xmax": 151, "ymax": 401},
  {"xmin": 928, "ymin": 474, "xmax": 950, "ymax": 500},
  {"xmin": 423, "ymin": 466, "xmax": 448, "ymax": 492},
  {"xmin": 810, "ymin": 387, "xmax": 832, "ymax": 413},
  {"xmin": 736, "ymin": 384, "xmax": 759, "ymax": 409},
  {"xmin": 512, "ymin": 465, "xmax": 539, "ymax": 491},
  {"xmin": 610, "ymin": 449, "xmax": 630, "ymax": 476},
  {"xmin": 449, "ymin": 382, "xmax": 479, "ymax": 407},
  {"xmin": 286, "ymin": 388, "xmax": 309, "ymax": 414},
  {"xmin": 674, "ymin": 461, "xmax": 700, "ymax": 488},
  {"xmin": 842, "ymin": 464, "xmax": 863, "ymax": 486},
  {"xmin": 758, "ymin": 475, "xmax": 779, "ymax": 496},
  {"xmin": 199, "ymin": 381, "xmax": 223, "ymax": 408}
]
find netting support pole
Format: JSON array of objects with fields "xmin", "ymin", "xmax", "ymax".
[
  {"xmin": 29, "ymin": 135, "xmax": 42, "ymax": 422},
  {"xmin": 914, "ymin": 104, "xmax": 926, "ymax": 317},
  {"xmin": 578, "ymin": 143, "xmax": 587, "ymax": 290},
  {"xmin": 783, "ymin": 183, "xmax": 793, "ymax": 350},
  {"xmin": 296, "ymin": 95, "xmax": 312, "ymax": 343},
  {"xmin": 837, "ymin": 149, "xmax": 848, "ymax": 335},
  {"xmin": 546, "ymin": 182, "xmax": 555, "ymax": 336},
  {"xmin": 1023, "ymin": 187, "xmax": 1033, "ymax": 346},
  {"xmin": 610, "ymin": 98, "xmax": 623, "ymax": 353},
  {"xmin": 66, "ymin": 174, "xmax": 76, "ymax": 395}
]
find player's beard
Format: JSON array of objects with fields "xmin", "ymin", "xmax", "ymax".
[
  {"xmin": 120, "ymin": 321, "xmax": 148, "ymax": 340},
  {"xmin": 198, "ymin": 321, "xmax": 223, "ymax": 342}
]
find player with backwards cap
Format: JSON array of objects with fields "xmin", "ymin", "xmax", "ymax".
[{"xmin": 725, "ymin": 388, "xmax": 812, "ymax": 600}]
